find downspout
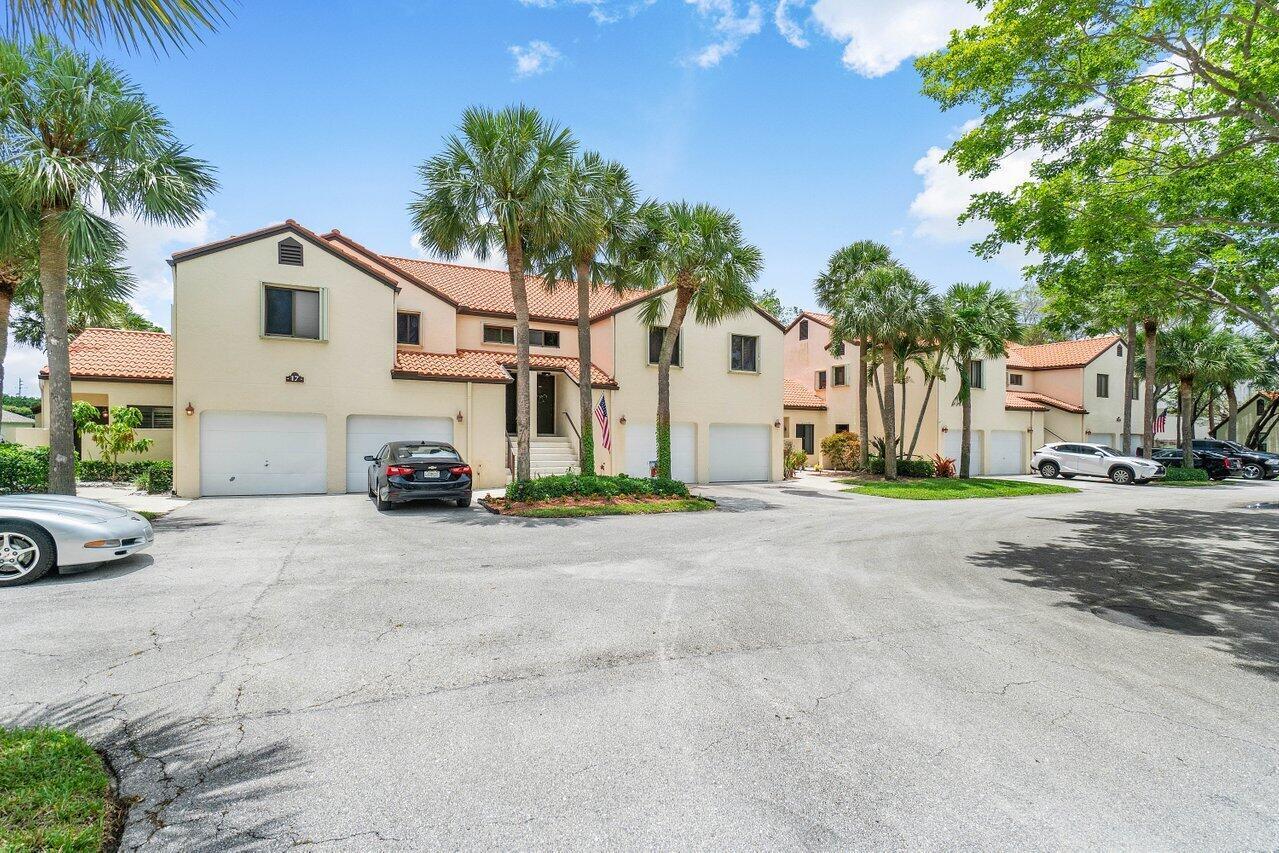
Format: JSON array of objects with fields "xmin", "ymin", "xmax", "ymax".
[{"xmin": 466, "ymin": 381, "xmax": 473, "ymax": 481}]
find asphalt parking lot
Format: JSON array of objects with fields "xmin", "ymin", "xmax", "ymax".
[{"xmin": 3, "ymin": 476, "xmax": 1278, "ymax": 850}]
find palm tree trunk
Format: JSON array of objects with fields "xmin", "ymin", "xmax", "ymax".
[
  {"xmin": 656, "ymin": 284, "xmax": 692, "ymax": 479},
  {"xmin": 575, "ymin": 257, "xmax": 595, "ymax": 474},
  {"xmin": 906, "ymin": 351, "xmax": 941, "ymax": 458},
  {"xmin": 1142, "ymin": 317, "xmax": 1158, "ymax": 456},
  {"xmin": 506, "ymin": 241, "xmax": 532, "ymax": 482},
  {"xmin": 898, "ymin": 367, "xmax": 907, "ymax": 461},
  {"xmin": 880, "ymin": 343, "xmax": 897, "ymax": 480},
  {"xmin": 1122, "ymin": 319, "xmax": 1136, "ymax": 455},
  {"xmin": 1179, "ymin": 376, "xmax": 1194, "ymax": 468},
  {"xmin": 41, "ymin": 207, "xmax": 76, "ymax": 495},
  {"xmin": 0, "ymin": 274, "xmax": 16, "ymax": 406},
  {"xmin": 1226, "ymin": 384, "xmax": 1239, "ymax": 443},
  {"xmin": 857, "ymin": 340, "xmax": 870, "ymax": 469},
  {"xmin": 960, "ymin": 384, "xmax": 974, "ymax": 479}
]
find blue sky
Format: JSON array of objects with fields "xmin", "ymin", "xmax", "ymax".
[{"xmin": 5, "ymin": 0, "xmax": 1027, "ymax": 394}]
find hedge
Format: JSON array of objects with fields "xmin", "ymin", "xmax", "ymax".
[
  {"xmin": 504, "ymin": 473, "xmax": 689, "ymax": 503},
  {"xmin": 76, "ymin": 459, "xmax": 159, "ymax": 483},
  {"xmin": 868, "ymin": 456, "xmax": 937, "ymax": 478},
  {"xmin": 134, "ymin": 461, "xmax": 174, "ymax": 494},
  {"xmin": 0, "ymin": 445, "xmax": 52, "ymax": 493},
  {"xmin": 1162, "ymin": 465, "xmax": 1210, "ymax": 482}
]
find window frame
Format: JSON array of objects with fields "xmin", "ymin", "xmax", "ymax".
[
  {"xmin": 967, "ymin": 359, "xmax": 983, "ymax": 390},
  {"xmin": 815, "ymin": 369, "xmax": 828, "ymax": 390},
  {"xmin": 396, "ymin": 310, "xmax": 422, "ymax": 346},
  {"xmin": 530, "ymin": 328, "xmax": 561, "ymax": 348},
  {"xmin": 261, "ymin": 283, "xmax": 326, "ymax": 341},
  {"xmin": 483, "ymin": 324, "xmax": 516, "ymax": 346},
  {"xmin": 832, "ymin": 365, "xmax": 847, "ymax": 386},
  {"xmin": 835, "ymin": 423, "xmax": 850, "ymax": 433},
  {"xmin": 1096, "ymin": 373, "xmax": 1110, "ymax": 399},
  {"xmin": 647, "ymin": 326, "xmax": 683, "ymax": 367},
  {"xmin": 1007, "ymin": 372, "xmax": 1024, "ymax": 387},
  {"xmin": 795, "ymin": 423, "xmax": 815, "ymax": 455},
  {"xmin": 729, "ymin": 333, "xmax": 759, "ymax": 373},
  {"xmin": 129, "ymin": 405, "xmax": 173, "ymax": 429},
  {"xmin": 798, "ymin": 319, "xmax": 808, "ymax": 341}
]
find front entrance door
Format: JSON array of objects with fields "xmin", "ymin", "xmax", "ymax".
[{"xmin": 505, "ymin": 372, "xmax": 557, "ymax": 435}]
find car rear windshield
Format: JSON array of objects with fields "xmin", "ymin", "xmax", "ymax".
[{"xmin": 393, "ymin": 445, "xmax": 461, "ymax": 462}]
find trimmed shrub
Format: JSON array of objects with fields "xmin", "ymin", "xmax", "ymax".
[
  {"xmin": 504, "ymin": 473, "xmax": 689, "ymax": 503},
  {"xmin": 134, "ymin": 461, "xmax": 174, "ymax": 494},
  {"xmin": 1162, "ymin": 465, "xmax": 1210, "ymax": 482},
  {"xmin": 76, "ymin": 459, "xmax": 158, "ymax": 483},
  {"xmin": 820, "ymin": 431, "xmax": 861, "ymax": 471},
  {"xmin": 868, "ymin": 456, "xmax": 938, "ymax": 478},
  {"xmin": 0, "ymin": 444, "xmax": 51, "ymax": 493}
]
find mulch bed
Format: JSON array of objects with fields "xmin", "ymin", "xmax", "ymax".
[{"xmin": 480, "ymin": 495, "xmax": 710, "ymax": 515}]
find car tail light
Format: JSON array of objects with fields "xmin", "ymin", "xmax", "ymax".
[
  {"xmin": 449, "ymin": 465, "xmax": 472, "ymax": 476},
  {"xmin": 386, "ymin": 465, "xmax": 414, "ymax": 478}
]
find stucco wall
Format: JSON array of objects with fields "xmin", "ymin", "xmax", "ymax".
[
  {"xmin": 1082, "ymin": 343, "xmax": 1135, "ymax": 443},
  {"xmin": 171, "ymin": 234, "xmax": 510, "ymax": 496},
  {"xmin": 455, "ymin": 313, "xmax": 580, "ymax": 357},
  {"xmin": 609, "ymin": 294, "xmax": 784, "ymax": 482},
  {"xmin": 28, "ymin": 378, "xmax": 174, "ymax": 461}
]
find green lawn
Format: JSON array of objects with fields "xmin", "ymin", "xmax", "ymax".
[
  {"xmin": 1151, "ymin": 479, "xmax": 1218, "ymax": 487},
  {"xmin": 839, "ymin": 477, "xmax": 1079, "ymax": 500},
  {"xmin": 507, "ymin": 498, "xmax": 716, "ymax": 518},
  {"xmin": 0, "ymin": 727, "xmax": 120, "ymax": 852}
]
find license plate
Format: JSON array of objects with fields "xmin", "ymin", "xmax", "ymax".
[{"xmin": 419, "ymin": 470, "xmax": 441, "ymax": 480}]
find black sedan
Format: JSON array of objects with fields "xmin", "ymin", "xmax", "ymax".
[
  {"xmin": 1151, "ymin": 448, "xmax": 1239, "ymax": 480},
  {"xmin": 1193, "ymin": 439, "xmax": 1279, "ymax": 480},
  {"xmin": 365, "ymin": 441, "xmax": 472, "ymax": 510}
]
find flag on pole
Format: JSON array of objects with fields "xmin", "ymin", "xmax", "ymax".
[
  {"xmin": 594, "ymin": 395, "xmax": 612, "ymax": 451},
  {"xmin": 1154, "ymin": 411, "xmax": 1167, "ymax": 434}
]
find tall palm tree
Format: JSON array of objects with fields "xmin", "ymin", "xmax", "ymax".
[
  {"xmin": 871, "ymin": 272, "xmax": 936, "ymax": 479},
  {"xmin": 0, "ymin": 37, "xmax": 215, "ymax": 494},
  {"xmin": 631, "ymin": 202, "xmax": 762, "ymax": 479},
  {"xmin": 1154, "ymin": 321, "xmax": 1224, "ymax": 468},
  {"xmin": 1200, "ymin": 328, "xmax": 1264, "ymax": 444},
  {"xmin": 540, "ymin": 152, "xmax": 642, "ymax": 475},
  {"xmin": 5, "ymin": 0, "xmax": 229, "ymax": 54},
  {"xmin": 942, "ymin": 282, "xmax": 1021, "ymax": 479},
  {"xmin": 814, "ymin": 240, "xmax": 898, "ymax": 470},
  {"xmin": 411, "ymin": 105, "xmax": 580, "ymax": 482}
]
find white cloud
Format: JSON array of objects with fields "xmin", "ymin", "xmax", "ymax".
[
  {"xmin": 809, "ymin": 0, "xmax": 982, "ymax": 77},
  {"xmin": 686, "ymin": 0, "xmax": 764, "ymax": 67},
  {"xmin": 509, "ymin": 39, "xmax": 564, "ymax": 77},
  {"xmin": 774, "ymin": 0, "xmax": 809, "ymax": 47}
]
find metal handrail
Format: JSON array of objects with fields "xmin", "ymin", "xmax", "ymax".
[{"xmin": 562, "ymin": 410, "xmax": 581, "ymax": 443}]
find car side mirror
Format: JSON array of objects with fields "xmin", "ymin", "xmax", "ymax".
[
  {"xmin": 1094, "ymin": 451, "xmax": 1104, "ymax": 457},
  {"xmin": 363, "ymin": 455, "xmax": 376, "ymax": 462}
]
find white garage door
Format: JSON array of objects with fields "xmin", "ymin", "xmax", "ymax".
[
  {"xmin": 200, "ymin": 411, "xmax": 326, "ymax": 496},
  {"xmin": 623, "ymin": 422, "xmax": 696, "ymax": 482},
  {"xmin": 1091, "ymin": 433, "xmax": 1116, "ymax": 449},
  {"xmin": 709, "ymin": 424, "xmax": 771, "ymax": 482},
  {"xmin": 346, "ymin": 415, "xmax": 454, "ymax": 493},
  {"xmin": 987, "ymin": 430, "xmax": 1026, "ymax": 475},
  {"xmin": 944, "ymin": 429, "xmax": 984, "ymax": 475}
]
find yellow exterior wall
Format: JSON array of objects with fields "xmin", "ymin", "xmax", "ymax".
[
  {"xmin": 455, "ymin": 313, "xmax": 581, "ymax": 358},
  {"xmin": 24, "ymin": 377, "xmax": 174, "ymax": 461}
]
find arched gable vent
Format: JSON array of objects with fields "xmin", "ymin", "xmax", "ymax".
[{"xmin": 278, "ymin": 237, "xmax": 303, "ymax": 266}]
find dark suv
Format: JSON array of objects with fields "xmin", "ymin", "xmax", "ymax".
[
  {"xmin": 365, "ymin": 441, "xmax": 473, "ymax": 510},
  {"xmin": 1151, "ymin": 448, "xmax": 1238, "ymax": 480},
  {"xmin": 1192, "ymin": 439, "xmax": 1279, "ymax": 480}
]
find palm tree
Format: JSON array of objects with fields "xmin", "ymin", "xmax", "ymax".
[
  {"xmin": 631, "ymin": 202, "xmax": 762, "ymax": 479},
  {"xmin": 814, "ymin": 240, "xmax": 899, "ymax": 470},
  {"xmin": 942, "ymin": 282, "xmax": 1021, "ymax": 478},
  {"xmin": 0, "ymin": 37, "xmax": 215, "ymax": 494},
  {"xmin": 1154, "ymin": 321, "xmax": 1224, "ymax": 468},
  {"xmin": 540, "ymin": 152, "xmax": 642, "ymax": 475},
  {"xmin": 5, "ymin": 0, "xmax": 229, "ymax": 54},
  {"xmin": 1200, "ymin": 328, "xmax": 1264, "ymax": 444},
  {"xmin": 411, "ymin": 106, "xmax": 580, "ymax": 482},
  {"xmin": 871, "ymin": 272, "xmax": 936, "ymax": 479}
]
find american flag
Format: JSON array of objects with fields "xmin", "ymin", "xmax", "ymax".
[
  {"xmin": 1154, "ymin": 411, "xmax": 1167, "ymax": 433},
  {"xmin": 595, "ymin": 395, "xmax": 612, "ymax": 451}
]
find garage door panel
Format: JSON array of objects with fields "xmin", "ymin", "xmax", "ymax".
[
  {"xmin": 709, "ymin": 424, "xmax": 770, "ymax": 482},
  {"xmin": 943, "ymin": 430, "xmax": 984, "ymax": 475},
  {"xmin": 623, "ymin": 422, "xmax": 695, "ymax": 482},
  {"xmin": 345, "ymin": 415, "xmax": 454, "ymax": 493},
  {"xmin": 988, "ymin": 430, "xmax": 1025, "ymax": 475},
  {"xmin": 200, "ymin": 412, "xmax": 326, "ymax": 496}
]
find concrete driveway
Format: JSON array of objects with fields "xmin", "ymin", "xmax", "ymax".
[{"xmin": 3, "ymin": 477, "xmax": 1277, "ymax": 850}]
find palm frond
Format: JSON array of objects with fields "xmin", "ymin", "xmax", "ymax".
[{"xmin": 5, "ymin": 0, "xmax": 231, "ymax": 56}]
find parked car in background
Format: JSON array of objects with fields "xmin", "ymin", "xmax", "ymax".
[
  {"xmin": 0, "ymin": 495, "xmax": 154, "ymax": 587},
  {"xmin": 1151, "ymin": 448, "xmax": 1239, "ymax": 481},
  {"xmin": 1192, "ymin": 439, "xmax": 1279, "ymax": 480},
  {"xmin": 1032, "ymin": 442, "xmax": 1166, "ymax": 485},
  {"xmin": 366, "ymin": 441, "xmax": 473, "ymax": 511}
]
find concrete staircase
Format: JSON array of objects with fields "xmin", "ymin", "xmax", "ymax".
[{"xmin": 509, "ymin": 435, "xmax": 579, "ymax": 478}]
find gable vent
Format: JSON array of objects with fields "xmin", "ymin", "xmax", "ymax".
[{"xmin": 278, "ymin": 237, "xmax": 303, "ymax": 266}]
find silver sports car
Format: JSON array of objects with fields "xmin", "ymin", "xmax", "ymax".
[{"xmin": 0, "ymin": 494, "xmax": 154, "ymax": 587}]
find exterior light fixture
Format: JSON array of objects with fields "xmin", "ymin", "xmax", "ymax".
[
  {"xmin": 941, "ymin": 426, "xmax": 949, "ymax": 433},
  {"xmin": 619, "ymin": 415, "xmax": 627, "ymax": 425},
  {"xmin": 185, "ymin": 403, "xmax": 194, "ymax": 416},
  {"xmin": 774, "ymin": 419, "xmax": 781, "ymax": 428},
  {"xmin": 456, "ymin": 411, "xmax": 464, "ymax": 423}
]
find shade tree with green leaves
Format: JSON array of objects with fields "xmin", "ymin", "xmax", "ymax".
[{"xmin": 0, "ymin": 37, "xmax": 216, "ymax": 494}]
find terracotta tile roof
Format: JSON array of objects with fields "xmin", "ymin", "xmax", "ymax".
[
  {"xmin": 380, "ymin": 255, "xmax": 645, "ymax": 323},
  {"xmin": 1005, "ymin": 336, "xmax": 1120, "ymax": 370},
  {"xmin": 1005, "ymin": 390, "xmax": 1087, "ymax": 414},
  {"xmin": 41, "ymin": 328, "xmax": 173, "ymax": 383},
  {"xmin": 783, "ymin": 379, "xmax": 826, "ymax": 410},
  {"xmin": 786, "ymin": 310, "xmax": 834, "ymax": 333},
  {"xmin": 392, "ymin": 349, "xmax": 618, "ymax": 389}
]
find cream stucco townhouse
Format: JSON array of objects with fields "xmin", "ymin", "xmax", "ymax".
[
  {"xmin": 161, "ymin": 220, "xmax": 783, "ymax": 498},
  {"xmin": 782, "ymin": 309, "xmax": 1140, "ymax": 475}
]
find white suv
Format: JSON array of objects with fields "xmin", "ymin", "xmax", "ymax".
[{"xmin": 1032, "ymin": 442, "xmax": 1166, "ymax": 485}]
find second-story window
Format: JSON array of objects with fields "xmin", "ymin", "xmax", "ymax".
[
  {"xmin": 397, "ymin": 311, "xmax": 421, "ymax": 346},
  {"xmin": 967, "ymin": 359, "xmax": 983, "ymax": 389},
  {"xmin": 798, "ymin": 319, "xmax": 809, "ymax": 340},
  {"xmin": 483, "ymin": 325, "xmax": 515, "ymax": 345},
  {"xmin": 816, "ymin": 369, "xmax": 827, "ymax": 390},
  {"xmin": 730, "ymin": 334, "xmax": 758, "ymax": 372},
  {"xmin": 1008, "ymin": 372, "xmax": 1024, "ymax": 386},
  {"xmin": 832, "ymin": 365, "xmax": 847, "ymax": 386},
  {"xmin": 648, "ymin": 327, "xmax": 682, "ymax": 366},
  {"xmin": 264, "ymin": 284, "xmax": 322, "ymax": 340},
  {"xmin": 530, "ymin": 329, "xmax": 560, "ymax": 347},
  {"xmin": 1096, "ymin": 373, "xmax": 1110, "ymax": 398}
]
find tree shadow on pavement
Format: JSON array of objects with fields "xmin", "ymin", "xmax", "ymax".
[
  {"xmin": 968, "ymin": 507, "xmax": 1279, "ymax": 679},
  {"xmin": 6, "ymin": 696, "xmax": 305, "ymax": 851}
]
